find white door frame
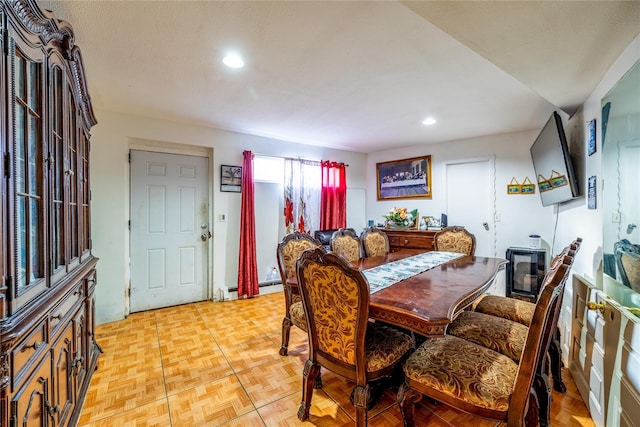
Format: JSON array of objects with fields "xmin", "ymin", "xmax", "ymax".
[
  {"xmin": 126, "ymin": 139, "xmax": 214, "ymax": 316},
  {"xmin": 441, "ymin": 156, "xmax": 497, "ymax": 257}
]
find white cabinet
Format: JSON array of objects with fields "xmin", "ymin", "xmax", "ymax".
[{"xmin": 569, "ymin": 274, "xmax": 640, "ymax": 427}]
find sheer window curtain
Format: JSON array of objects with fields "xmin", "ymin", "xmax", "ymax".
[
  {"xmin": 238, "ymin": 150, "xmax": 259, "ymax": 298},
  {"xmin": 320, "ymin": 161, "xmax": 346, "ymax": 230},
  {"xmin": 283, "ymin": 159, "xmax": 321, "ymax": 234}
]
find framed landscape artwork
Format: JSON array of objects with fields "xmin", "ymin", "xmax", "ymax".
[
  {"xmin": 376, "ymin": 155, "xmax": 432, "ymax": 200},
  {"xmin": 220, "ymin": 165, "xmax": 242, "ymax": 192}
]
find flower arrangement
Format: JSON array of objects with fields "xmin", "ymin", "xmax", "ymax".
[{"xmin": 383, "ymin": 207, "xmax": 419, "ymax": 228}]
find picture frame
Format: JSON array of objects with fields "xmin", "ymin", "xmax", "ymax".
[
  {"xmin": 220, "ymin": 165, "xmax": 242, "ymax": 193},
  {"xmin": 588, "ymin": 175, "xmax": 596, "ymax": 209},
  {"xmin": 376, "ymin": 155, "xmax": 432, "ymax": 200},
  {"xmin": 588, "ymin": 119, "xmax": 596, "ymax": 156}
]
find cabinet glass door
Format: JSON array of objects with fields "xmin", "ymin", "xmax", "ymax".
[{"xmin": 13, "ymin": 47, "xmax": 45, "ymax": 297}]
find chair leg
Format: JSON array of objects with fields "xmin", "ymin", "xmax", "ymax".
[
  {"xmin": 534, "ymin": 371, "xmax": 552, "ymax": 427},
  {"xmin": 352, "ymin": 384, "xmax": 371, "ymax": 427},
  {"xmin": 397, "ymin": 382, "xmax": 423, "ymax": 427},
  {"xmin": 527, "ymin": 388, "xmax": 541, "ymax": 427},
  {"xmin": 279, "ymin": 316, "xmax": 292, "ymax": 356},
  {"xmin": 297, "ymin": 359, "xmax": 320, "ymax": 421},
  {"xmin": 549, "ymin": 327, "xmax": 567, "ymax": 392}
]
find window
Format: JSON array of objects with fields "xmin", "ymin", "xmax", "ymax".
[{"xmin": 254, "ymin": 156, "xmax": 284, "ymax": 183}]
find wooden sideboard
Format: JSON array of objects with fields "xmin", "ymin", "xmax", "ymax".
[{"xmin": 380, "ymin": 228, "xmax": 438, "ymax": 252}]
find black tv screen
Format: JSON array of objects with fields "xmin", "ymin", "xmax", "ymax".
[{"xmin": 530, "ymin": 111, "xmax": 579, "ymax": 207}]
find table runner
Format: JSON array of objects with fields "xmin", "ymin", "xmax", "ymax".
[{"xmin": 363, "ymin": 251, "xmax": 465, "ymax": 294}]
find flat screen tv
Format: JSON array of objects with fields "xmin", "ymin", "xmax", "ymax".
[{"xmin": 530, "ymin": 111, "xmax": 579, "ymax": 207}]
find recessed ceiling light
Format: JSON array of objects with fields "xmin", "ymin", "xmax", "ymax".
[
  {"xmin": 223, "ymin": 53, "xmax": 244, "ymax": 68},
  {"xmin": 422, "ymin": 117, "xmax": 437, "ymax": 126}
]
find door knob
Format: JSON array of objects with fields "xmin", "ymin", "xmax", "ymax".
[
  {"xmin": 201, "ymin": 231, "xmax": 212, "ymax": 241},
  {"xmin": 587, "ymin": 301, "xmax": 605, "ymax": 314}
]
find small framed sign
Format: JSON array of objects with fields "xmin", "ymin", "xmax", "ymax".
[
  {"xmin": 588, "ymin": 175, "xmax": 596, "ymax": 209},
  {"xmin": 588, "ymin": 119, "xmax": 596, "ymax": 156}
]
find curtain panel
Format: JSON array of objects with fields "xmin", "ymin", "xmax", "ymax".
[
  {"xmin": 283, "ymin": 159, "xmax": 321, "ymax": 234},
  {"xmin": 320, "ymin": 161, "xmax": 347, "ymax": 230},
  {"xmin": 238, "ymin": 150, "xmax": 259, "ymax": 297}
]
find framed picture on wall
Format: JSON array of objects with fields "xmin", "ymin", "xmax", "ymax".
[
  {"xmin": 588, "ymin": 119, "xmax": 597, "ymax": 156},
  {"xmin": 376, "ymin": 155, "xmax": 432, "ymax": 200},
  {"xmin": 588, "ymin": 175, "xmax": 596, "ymax": 209},
  {"xmin": 220, "ymin": 165, "xmax": 242, "ymax": 192}
]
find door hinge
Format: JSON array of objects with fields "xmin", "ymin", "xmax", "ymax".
[
  {"xmin": 128, "ymin": 220, "xmax": 131, "ymax": 230},
  {"xmin": 128, "ymin": 152, "xmax": 131, "ymax": 163},
  {"xmin": 4, "ymin": 153, "xmax": 10, "ymax": 178}
]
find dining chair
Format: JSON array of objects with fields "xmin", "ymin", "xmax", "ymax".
[
  {"xmin": 472, "ymin": 238, "xmax": 582, "ymax": 393},
  {"xmin": 398, "ymin": 257, "xmax": 570, "ymax": 427},
  {"xmin": 360, "ymin": 227, "xmax": 390, "ymax": 258},
  {"xmin": 296, "ymin": 248, "xmax": 414, "ymax": 427},
  {"xmin": 276, "ymin": 231, "xmax": 322, "ymax": 356},
  {"xmin": 314, "ymin": 227, "xmax": 356, "ymax": 252},
  {"xmin": 330, "ymin": 228, "xmax": 362, "ymax": 262},
  {"xmin": 433, "ymin": 226, "xmax": 476, "ymax": 255}
]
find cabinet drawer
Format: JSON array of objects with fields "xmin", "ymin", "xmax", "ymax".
[
  {"xmin": 12, "ymin": 319, "xmax": 48, "ymax": 389},
  {"xmin": 388, "ymin": 235, "xmax": 434, "ymax": 250},
  {"xmin": 50, "ymin": 284, "xmax": 85, "ymax": 339}
]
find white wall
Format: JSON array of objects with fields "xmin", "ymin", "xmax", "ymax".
[
  {"xmin": 90, "ymin": 110, "xmax": 366, "ymax": 324},
  {"xmin": 366, "ymin": 130, "xmax": 579, "ymax": 259}
]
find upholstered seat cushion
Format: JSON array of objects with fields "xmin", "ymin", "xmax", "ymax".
[
  {"xmin": 474, "ymin": 295, "xmax": 535, "ymax": 326},
  {"xmin": 290, "ymin": 300, "xmax": 307, "ymax": 331},
  {"xmin": 403, "ymin": 335, "xmax": 518, "ymax": 412},
  {"xmin": 447, "ymin": 311, "xmax": 528, "ymax": 362},
  {"xmin": 365, "ymin": 323, "xmax": 414, "ymax": 373}
]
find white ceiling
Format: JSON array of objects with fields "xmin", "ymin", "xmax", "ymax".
[{"xmin": 39, "ymin": 1, "xmax": 640, "ymax": 153}]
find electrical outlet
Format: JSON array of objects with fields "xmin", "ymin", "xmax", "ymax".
[
  {"xmin": 612, "ymin": 211, "xmax": 621, "ymax": 223},
  {"xmin": 494, "ymin": 212, "xmax": 501, "ymax": 222}
]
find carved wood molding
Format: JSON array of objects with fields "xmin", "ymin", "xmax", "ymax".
[
  {"xmin": 7, "ymin": 0, "xmax": 97, "ymax": 128},
  {"xmin": 0, "ymin": 340, "xmax": 12, "ymax": 392}
]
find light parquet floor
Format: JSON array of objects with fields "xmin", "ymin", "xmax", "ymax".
[{"xmin": 80, "ymin": 292, "xmax": 596, "ymax": 426}]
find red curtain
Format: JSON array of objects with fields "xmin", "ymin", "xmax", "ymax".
[
  {"xmin": 237, "ymin": 150, "xmax": 259, "ymax": 298},
  {"xmin": 320, "ymin": 161, "xmax": 346, "ymax": 230}
]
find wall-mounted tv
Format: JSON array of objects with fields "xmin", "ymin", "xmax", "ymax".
[{"xmin": 530, "ymin": 111, "xmax": 579, "ymax": 207}]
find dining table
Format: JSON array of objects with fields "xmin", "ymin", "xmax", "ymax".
[{"xmin": 352, "ymin": 249, "xmax": 508, "ymax": 337}]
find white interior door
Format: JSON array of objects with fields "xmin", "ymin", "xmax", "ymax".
[
  {"xmin": 130, "ymin": 150, "xmax": 209, "ymax": 312},
  {"xmin": 444, "ymin": 159, "xmax": 493, "ymax": 257}
]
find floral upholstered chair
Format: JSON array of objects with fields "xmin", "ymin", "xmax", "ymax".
[
  {"xmin": 433, "ymin": 226, "xmax": 476, "ymax": 255},
  {"xmin": 398, "ymin": 254, "xmax": 571, "ymax": 427},
  {"xmin": 276, "ymin": 231, "xmax": 322, "ymax": 356},
  {"xmin": 296, "ymin": 248, "xmax": 414, "ymax": 427},
  {"xmin": 471, "ymin": 237, "xmax": 581, "ymax": 399},
  {"xmin": 330, "ymin": 228, "xmax": 362, "ymax": 262},
  {"xmin": 360, "ymin": 227, "xmax": 390, "ymax": 258}
]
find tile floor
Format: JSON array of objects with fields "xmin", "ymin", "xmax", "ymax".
[{"xmin": 79, "ymin": 292, "xmax": 595, "ymax": 426}]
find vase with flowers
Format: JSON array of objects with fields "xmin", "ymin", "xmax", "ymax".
[{"xmin": 383, "ymin": 207, "xmax": 419, "ymax": 229}]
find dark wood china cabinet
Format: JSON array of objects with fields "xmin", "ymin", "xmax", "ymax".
[{"xmin": 1, "ymin": 1, "xmax": 100, "ymax": 426}]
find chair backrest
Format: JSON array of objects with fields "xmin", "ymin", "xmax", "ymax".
[
  {"xmin": 314, "ymin": 227, "xmax": 356, "ymax": 252},
  {"xmin": 330, "ymin": 228, "xmax": 362, "ymax": 262},
  {"xmin": 614, "ymin": 239, "xmax": 640, "ymax": 289},
  {"xmin": 360, "ymin": 227, "xmax": 390, "ymax": 258},
  {"xmin": 276, "ymin": 232, "xmax": 322, "ymax": 284},
  {"xmin": 507, "ymin": 256, "xmax": 571, "ymax": 424},
  {"xmin": 433, "ymin": 226, "xmax": 476, "ymax": 255},
  {"xmin": 296, "ymin": 247, "xmax": 370, "ymax": 381}
]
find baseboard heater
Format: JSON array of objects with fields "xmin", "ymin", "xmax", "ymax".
[{"xmin": 227, "ymin": 279, "xmax": 282, "ymax": 293}]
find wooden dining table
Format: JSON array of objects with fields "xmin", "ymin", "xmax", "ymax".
[{"xmin": 352, "ymin": 249, "xmax": 508, "ymax": 337}]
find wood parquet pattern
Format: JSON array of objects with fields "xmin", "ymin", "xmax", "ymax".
[{"xmin": 79, "ymin": 291, "xmax": 596, "ymax": 426}]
